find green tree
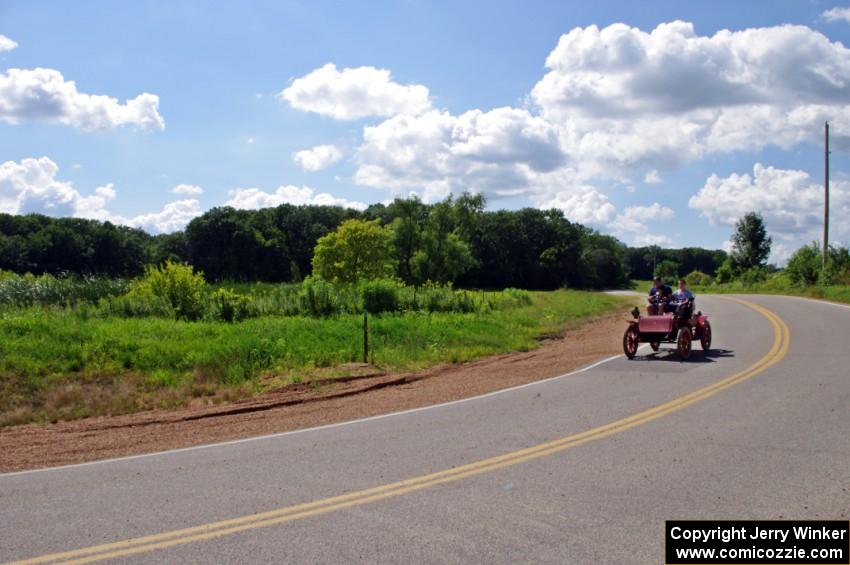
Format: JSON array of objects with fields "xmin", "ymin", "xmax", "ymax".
[
  {"xmin": 785, "ymin": 242, "xmax": 822, "ymax": 286},
  {"xmin": 413, "ymin": 199, "xmax": 474, "ymax": 284},
  {"xmin": 312, "ymin": 219, "xmax": 394, "ymax": 283},
  {"xmin": 654, "ymin": 259, "xmax": 680, "ymax": 283},
  {"xmin": 388, "ymin": 196, "xmax": 426, "ymax": 284},
  {"xmin": 731, "ymin": 212, "xmax": 772, "ymax": 270}
]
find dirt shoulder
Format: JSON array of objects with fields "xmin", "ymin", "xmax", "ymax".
[{"xmin": 0, "ymin": 312, "xmax": 627, "ymax": 472}]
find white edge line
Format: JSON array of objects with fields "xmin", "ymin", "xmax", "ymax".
[{"xmin": 0, "ymin": 350, "xmax": 636, "ymax": 479}]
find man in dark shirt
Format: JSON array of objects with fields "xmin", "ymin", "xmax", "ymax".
[{"xmin": 647, "ymin": 276, "xmax": 673, "ymax": 315}]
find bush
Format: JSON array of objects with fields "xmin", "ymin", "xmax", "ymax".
[
  {"xmin": 207, "ymin": 288, "xmax": 255, "ymax": 322},
  {"xmin": 737, "ymin": 266, "xmax": 769, "ymax": 286},
  {"xmin": 298, "ymin": 276, "xmax": 341, "ymax": 317},
  {"xmin": 786, "ymin": 243, "xmax": 822, "ymax": 286},
  {"xmin": 128, "ymin": 261, "xmax": 206, "ymax": 321},
  {"xmin": 684, "ymin": 270, "xmax": 713, "ymax": 287},
  {"xmin": 361, "ymin": 278, "xmax": 400, "ymax": 314}
]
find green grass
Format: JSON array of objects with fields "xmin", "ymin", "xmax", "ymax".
[{"xmin": 0, "ymin": 290, "xmax": 629, "ymax": 427}]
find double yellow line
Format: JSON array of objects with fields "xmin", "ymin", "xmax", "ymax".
[{"xmin": 7, "ymin": 298, "xmax": 790, "ymax": 565}]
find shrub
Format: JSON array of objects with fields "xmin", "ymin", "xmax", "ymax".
[
  {"xmin": 361, "ymin": 278, "xmax": 401, "ymax": 314},
  {"xmin": 785, "ymin": 243, "xmax": 822, "ymax": 286},
  {"xmin": 684, "ymin": 270, "xmax": 713, "ymax": 287},
  {"xmin": 298, "ymin": 276, "xmax": 340, "ymax": 317},
  {"xmin": 207, "ymin": 288, "xmax": 255, "ymax": 322},
  {"xmin": 128, "ymin": 261, "xmax": 206, "ymax": 321}
]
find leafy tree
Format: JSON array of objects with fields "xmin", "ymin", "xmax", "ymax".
[
  {"xmin": 731, "ymin": 212, "xmax": 772, "ymax": 270},
  {"xmin": 654, "ymin": 259, "xmax": 680, "ymax": 283},
  {"xmin": 388, "ymin": 196, "xmax": 426, "ymax": 284},
  {"xmin": 413, "ymin": 199, "xmax": 474, "ymax": 284},
  {"xmin": 312, "ymin": 219, "xmax": 394, "ymax": 283},
  {"xmin": 129, "ymin": 260, "xmax": 206, "ymax": 321}
]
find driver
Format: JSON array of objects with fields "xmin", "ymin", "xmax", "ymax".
[{"xmin": 647, "ymin": 276, "xmax": 673, "ymax": 315}]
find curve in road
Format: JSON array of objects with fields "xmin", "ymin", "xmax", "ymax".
[{"xmin": 0, "ymin": 296, "xmax": 799, "ymax": 565}]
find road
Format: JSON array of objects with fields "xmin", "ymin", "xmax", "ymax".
[{"xmin": 1, "ymin": 295, "xmax": 848, "ymax": 564}]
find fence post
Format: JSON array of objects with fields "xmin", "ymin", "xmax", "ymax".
[{"xmin": 363, "ymin": 309, "xmax": 369, "ymax": 364}]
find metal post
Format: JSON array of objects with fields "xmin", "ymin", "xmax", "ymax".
[
  {"xmin": 824, "ymin": 121, "xmax": 830, "ymax": 269},
  {"xmin": 363, "ymin": 310, "xmax": 369, "ymax": 364}
]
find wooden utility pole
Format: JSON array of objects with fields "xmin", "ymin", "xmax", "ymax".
[{"xmin": 824, "ymin": 121, "xmax": 830, "ymax": 268}]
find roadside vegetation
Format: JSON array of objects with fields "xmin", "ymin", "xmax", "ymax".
[
  {"xmin": 635, "ymin": 212, "xmax": 850, "ymax": 306},
  {"xmin": 0, "ymin": 275, "xmax": 625, "ymax": 427}
]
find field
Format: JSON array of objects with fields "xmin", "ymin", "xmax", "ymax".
[{"xmin": 0, "ymin": 273, "xmax": 628, "ymax": 427}]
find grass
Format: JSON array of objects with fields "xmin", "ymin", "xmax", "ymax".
[{"xmin": 0, "ymin": 289, "xmax": 629, "ymax": 427}]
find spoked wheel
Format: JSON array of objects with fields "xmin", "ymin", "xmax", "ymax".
[
  {"xmin": 700, "ymin": 320, "xmax": 712, "ymax": 351},
  {"xmin": 650, "ymin": 342, "xmax": 660, "ymax": 352},
  {"xmin": 677, "ymin": 328, "xmax": 692, "ymax": 360},
  {"xmin": 623, "ymin": 326, "xmax": 639, "ymax": 359}
]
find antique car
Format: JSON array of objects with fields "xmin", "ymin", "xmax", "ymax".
[{"xmin": 622, "ymin": 297, "xmax": 711, "ymax": 360}]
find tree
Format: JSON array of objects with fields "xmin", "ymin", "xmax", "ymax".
[
  {"xmin": 412, "ymin": 199, "xmax": 474, "ymax": 284},
  {"xmin": 654, "ymin": 259, "xmax": 680, "ymax": 283},
  {"xmin": 312, "ymin": 219, "xmax": 394, "ymax": 283},
  {"xmin": 388, "ymin": 196, "xmax": 426, "ymax": 284},
  {"xmin": 731, "ymin": 212, "xmax": 772, "ymax": 270}
]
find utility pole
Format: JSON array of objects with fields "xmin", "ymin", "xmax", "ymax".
[{"xmin": 824, "ymin": 121, "xmax": 830, "ymax": 269}]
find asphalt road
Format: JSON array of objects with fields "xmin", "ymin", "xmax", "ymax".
[{"xmin": 1, "ymin": 295, "xmax": 848, "ymax": 564}]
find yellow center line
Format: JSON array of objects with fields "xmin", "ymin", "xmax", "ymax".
[{"xmin": 6, "ymin": 297, "xmax": 790, "ymax": 565}]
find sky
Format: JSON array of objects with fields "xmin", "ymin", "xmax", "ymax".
[{"xmin": 1, "ymin": 0, "xmax": 850, "ymax": 262}]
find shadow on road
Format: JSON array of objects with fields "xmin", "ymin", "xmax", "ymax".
[{"xmin": 632, "ymin": 348, "xmax": 734, "ymax": 364}]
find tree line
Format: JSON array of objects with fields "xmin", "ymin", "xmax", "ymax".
[{"xmin": 0, "ymin": 194, "xmax": 728, "ymax": 289}]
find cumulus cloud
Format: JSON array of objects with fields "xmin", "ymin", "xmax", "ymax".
[
  {"xmin": 280, "ymin": 63, "xmax": 431, "ymax": 120},
  {"xmin": 171, "ymin": 183, "xmax": 203, "ymax": 195},
  {"xmin": 354, "ymin": 107, "xmax": 565, "ymax": 201},
  {"xmin": 529, "ymin": 21, "xmax": 850, "ymax": 171},
  {"xmin": 0, "ymin": 157, "xmax": 199, "ymax": 234},
  {"xmin": 823, "ymin": 7, "xmax": 850, "ymax": 23},
  {"xmin": 0, "ymin": 35, "xmax": 17, "ymax": 52},
  {"xmin": 0, "ymin": 68, "xmax": 165, "ymax": 130},
  {"xmin": 293, "ymin": 144, "xmax": 343, "ymax": 171},
  {"xmin": 608, "ymin": 203, "xmax": 675, "ymax": 246},
  {"xmin": 127, "ymin": 200, "xmax": 202, "ymax": 234},
  {"xmin": 225, "ymin": 184, "xmax": 366, "ymax": 211},
  {"xmin": 689, "ymin": 163, "xmax": 850, "ymax": 261},
  {"xmin": 644, "ymin": 170, "xmax": 662, "ymax": 184}
]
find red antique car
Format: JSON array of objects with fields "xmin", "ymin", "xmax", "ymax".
[{"xmin": 622, "ymin": 298, "xmax": 711, "ymax": 360}]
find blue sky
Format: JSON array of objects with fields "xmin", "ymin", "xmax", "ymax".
[{"xmin": 1, "ymin": 0, "xmax": 849, "ymax": 261}]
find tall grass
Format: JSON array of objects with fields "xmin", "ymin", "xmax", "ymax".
[{"xmin": 0, "ymin": 290, "xmax": 627, "ymax": 426}]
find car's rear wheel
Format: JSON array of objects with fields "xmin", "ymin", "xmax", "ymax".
[
  {"xmin": 677, "ymin": 328, "xmax": 692, "ymax": 360},
  {"xmin": 650, "ymin": 342, "xmax": 660, "ymax": 352},
  {"xmin": 700, "ymin": 320, "xmax": 712, "ymax": 351},
  {"xmin": 623, "ymin": 326, "xmax": 639, "ymax": 359}
]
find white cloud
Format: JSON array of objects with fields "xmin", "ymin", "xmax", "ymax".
[
  {"xmin": 0, "ymin": 35, "xmax": 17, "ymax": 53},
  {"xmin": 529, "ymin": 21, "xmax": 850, "ymax": 171},
  {"xmin": 0, "ymin": 157, "xmax": 199, "ymax": 234},
  {"xmin": 823, "ymin": 7, "xmax": 850, "ymax": 23},
  {"xmin": 246, "ymin": 137, "xmax": 255, "ymax": 144},
  {"xmin": 280, "ymin": 63, "xmax": 431, "ymax": 120},
  {"xmin": 354, "ymin": 107, "xmax": 565, "ymax": 201},
  {"xmin": 689, "ymin": 163, "xmax": 850, "ymax": 262},
  {"xmin": 0, "ymin": 68, "xmax": 165, "ymax": 130},
  {"xmin": 127, "ymin": 200, "xmax": 202, "ymax": 234},
  {"xmin": 608, "ymin": 203, "xmax": 675, "ymax": 246},
  {"xmin": 293, "ymin": 144, "xmax": 343, "ymax": 171},
  {"xmin": 225, "ymin": 184, "xmax": 366, "ymax": 211},
  {"xmin": 171, "ymin": 183, "xmax": 203, "ymax": 195},
  {"xmin": 644, "ymin": 170, "xmax": 662, "ymax": 184}
]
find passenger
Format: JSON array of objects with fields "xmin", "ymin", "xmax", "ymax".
[
  {"xmin": 672, "ymin": 278, "xmax": 695, "ymax": 318},
  {"xmin": 647, "ymin": 276, "xmax": 673, "ymax": 315}
]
